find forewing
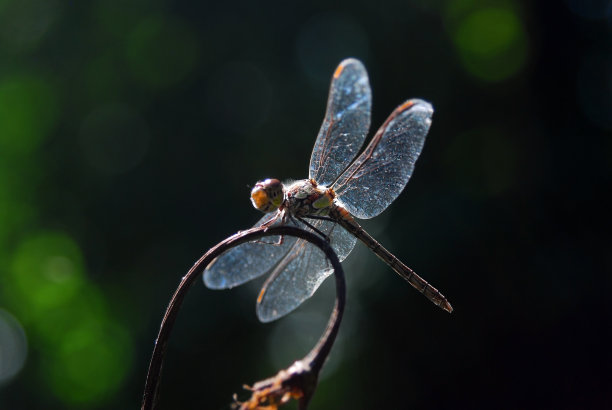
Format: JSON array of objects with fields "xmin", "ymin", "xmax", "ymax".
[
  {"xmin": 309, "ymin": 58, "xmax": 372, "ymax": 186},
  {"xmin": 203, "ymin": 213, "xmax": 297, "ymax": 289},
  {"xmin": 256, "ymin": 218, "xmax": 357, "ymax": 322},
  {"xmin": 333, "ymin": 99, "xmax": 433, "ymax": 219}
]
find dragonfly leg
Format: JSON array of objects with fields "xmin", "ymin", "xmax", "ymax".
[
  {"xmin": 299, "ymin": 214, "xmax": 335, "ymax": 223},
  {"xmin": 260, "ymin": 212, "xmax": 281, "ymax": 228},
  {"xmin": 252, "ymin": 236, "xmax": 285, "ymax": 246},
  {"xmin": 297, "ymin": 216, "xmax": 331, "ymax": 242},
  {"xmin": 255, "ymin": 212, "xmax": 285, "ymax": 246}
]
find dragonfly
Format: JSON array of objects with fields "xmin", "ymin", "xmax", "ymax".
[{"xmin": 204, "ymin": 58, "xmax": 452, "ymax": 322}]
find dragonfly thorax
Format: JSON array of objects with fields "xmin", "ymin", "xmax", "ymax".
[{"xmin": 284, "ymin": 179, "xmax": 335, "ymax": 217}]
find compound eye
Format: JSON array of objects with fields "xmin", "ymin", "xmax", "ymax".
[
  {"xmin": 265, "ymin": 178, "xmax": 281, "ymax": 190},
  {"xmin": 264, "ymin": 179, "xmax": 283, "ymax": 207},
  {"xmin": 251, "ymin": 179, "xmax": 283, "ymax": 213},
  {"xmin": 250, "ymin": 186, "xmax": 269, "ymax": 212}
]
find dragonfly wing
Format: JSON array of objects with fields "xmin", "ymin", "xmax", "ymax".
[
  {"xmin": 203, "ymin": 213, "xmax": 298, "ymax": 289},
  {"xmin": 309, "ymin": 58, "xmax": 372, "ymax": 186},
  {"xmin": 256, "ymin": 218, "xmax": 357, "ymax": 322},
  {"xmin": 333, "ymin": 99, "xmax": 433, "ymax": 219},
  {"xmin": 315, "ymin": 216, "xmax": 357, "ymax": 262}
]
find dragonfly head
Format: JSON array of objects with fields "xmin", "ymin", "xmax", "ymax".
[{"xmin": 250, "ymin": 178, "xmax": 284, "ymax": 213}]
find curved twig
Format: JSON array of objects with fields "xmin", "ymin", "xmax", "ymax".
[{"xmin": 142, "ymin": 225, "xmax": 345, "ymax": 410}]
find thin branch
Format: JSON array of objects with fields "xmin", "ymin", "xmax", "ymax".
[{"xmin": 142, "ymin": 225, "xmax": 345, "ymax": 410}]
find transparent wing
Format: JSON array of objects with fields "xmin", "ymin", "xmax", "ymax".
[
  {"xmin": 309, "ymin": 58, "xmax": 372, "ymax": 186},
  {"xmin": 203, "ymin": 213, "xmax": 298, "ymax": 289},
  {"xmin": 332, "ymin": 99, "xmax": 433, "ymax": 219},
  {"xmin": 256, "ymin": 218, "xmax": 357, "ymax": 322}
]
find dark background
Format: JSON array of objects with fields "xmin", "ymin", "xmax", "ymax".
[{"xmin": 1, "ymin": 0, "xmax": 611, "ymax": 409}]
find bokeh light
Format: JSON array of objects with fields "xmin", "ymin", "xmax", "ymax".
[
  {"xmin": 42, "ymin": 296, "xmax": 133, "ymax": 404},
  {"xmin": 84, "ymin": 51, "xmax": 127, "ymax": 104},
  {"xmin": 0, "ymin": 0, "xmax": 61, "ymax": 54},
  {"xmin": 79, "ymin": 103, "xmax": 150, "ymax": 175},
  {"xmin": 93, "ymin": 0, "xmax": 167, "ymax": 39},
  {"xmin": 8, "ymin": 232, "xmax": 85, "ymax": 317},
  {"xmin": 0, "ymin": 75, "xmax": 59, "ymax": 154},
  {"xmin": 445, "ymin": 0, "xmax": 529, "ymax": 82},
  {"xmin": 3, "ymin": 231, "xmax": 133, "ymax": 405},
  {"xmin": 126, "ymin": 15, "xmax": 199, "ymax": 89},
  {"xmin": 0, "ymin": 309, "xmax": 28, "ymax": 385},
  {"xmin": 0, "ymin": 163, "xmax": 37, "ymax": 245}
]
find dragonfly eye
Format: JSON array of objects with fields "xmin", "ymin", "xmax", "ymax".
[{"xmin": 250, "ymin": 179, "xmax": 283, "ymax": 213}]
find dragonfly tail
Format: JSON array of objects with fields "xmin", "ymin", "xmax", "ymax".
[{"xmin": 333, "ymin": 206, "xmax": 453, "ymax": 313}]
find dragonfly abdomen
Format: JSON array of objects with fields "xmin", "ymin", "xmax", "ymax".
[{"xmin": 331, "ymin": 204, "xmax": 453, "ymax": 313}]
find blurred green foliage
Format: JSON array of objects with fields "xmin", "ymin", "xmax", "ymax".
[
  {"xmin": 0, "ymin": 75, "xmax": 59, "ymax": 154},
  {"xmin": 126, "ymin": 16, "xmax": 199, "ymax": 89}
]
